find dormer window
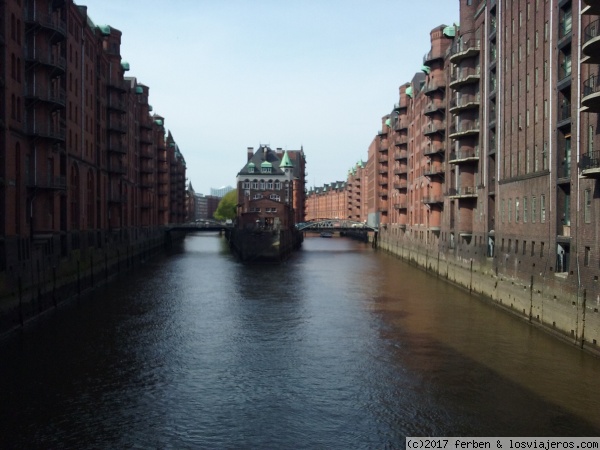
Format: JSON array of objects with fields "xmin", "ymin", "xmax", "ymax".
[
  {"xmin": 248, "ymin": 166, "xmax": 254, "ymax": 173},
  {"xmin": 262, "ymin": 167, "xmax": 271, "ymax": 173}
]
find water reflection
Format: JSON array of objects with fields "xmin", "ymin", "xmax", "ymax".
[{"xmin": 0, "ymin": 235, "xmax": 599, "ymax": 449}]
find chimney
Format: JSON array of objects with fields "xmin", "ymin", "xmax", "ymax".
[{"xmin": 247, "ymin": 147, "xmax": 254, "ymax": 161}]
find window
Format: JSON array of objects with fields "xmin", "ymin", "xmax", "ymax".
[
  {"xmin": 243, "ymin": 182, "xmax": 250, "ymax": 189},
  {"xmin": 267, "ymin": 182, "xmax": 273, "ymax": 190},
  {"xmin": 501, "ymin": 199, "xmax": 505, "ymax": 223},
  {"xmin": 253, "ymin": 193, "xmax": 263, "ymax": 199},
  {"xmin": 275, "ymin": 182, "xmax": 281, "ymax": 190},
  {"xmin": 260, "ymin": 181, "xmax": 265, "ymax": 190},
  {"xmin": 531, "ymin": 241, "xmax": 536, "ymax": 257},
  {"xmin": 270, "ymin": 194, "xmax": 281, "ymax": 201},
  {"xmin": 508, "ymin": 198, "xmax": 512, "ymax": 223},
  {"xmin": 261, "ymin": 167, "xmax": 271, "ymax": 173},
  {"xmin": 589, "ymin": 125, "xmax": 594, "ymax": 154},
  {"xmin": 585, "ymin": 247, "xmax": 591, "ymax": 267},
  {"xmin": 252, "ymin": 182, "xmax": 258, "ymax": 189},
  {"xmin": 541, "ymin": 194, "xmax": 546, "ymax": 223},
  {"xmin": 523, "ymin": 197, "xmax": 528, "ymax": 222},
  {"xmin": 531, "ymin": 196, "xmax": 536, "ymax": 223},
  {"xmin": 540, "ymin": 242, "xmax": 544, "ymax": 257},
  {"xmin": 585, "ymin": 189, "xmax": 592, "ymax": 223},
  {"xmin": 515, "ymin": 198, "xmax": 520, "ymax": 223}
]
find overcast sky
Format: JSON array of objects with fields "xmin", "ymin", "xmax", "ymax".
[{"xmin": 78, "ymin": 0, "xmax": 458, "ymax": 194}]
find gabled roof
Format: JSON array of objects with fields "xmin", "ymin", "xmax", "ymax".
[{"xmin": 238, "ymin": 145, "xmax": 286, "ymax": 176}]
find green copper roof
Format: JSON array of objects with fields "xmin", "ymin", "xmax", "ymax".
[
  {"xmin": 121, "ymin": 61, "xmax": 130, "ymax": 71},
  {"xmin": 248, "ymin": 162, "xmax": 255, "ymax": 167},
  {"xmin": 154, "ymin": 119, "xmax": 163, "ymax": 126},
  {"xmin": 135, "ymin": 86, "xmax": 144, "ymax": 94},
  {"xmin": 148, "ymin": 105, "xmax": 153, "ymax": 111},
  {"xmin": 261, "ymin": 160, "xmax": 273, "ymax": 167},
  {"xmin": 406, "ymin": 86, "xmax": 413, "ymax": 98},
  {"xmin": 385, "ymin": 118, "xmax": 391, "ymax": 128},
  {"xmin": 443, "ymin": 25, "xmax": 457, "ymax": 38},
  {"xmin": 98, "ymin": 25, "xmax": 111, "ymax": 36},
  {"xmin": 421, "ymin": 65, "xmax": 431, "ymax": 74},
  {"xmin": 280, "ymin": 151, "xmax": 294, "ymax": 168}
]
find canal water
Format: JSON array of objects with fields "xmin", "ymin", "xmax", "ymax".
[{"xmin": 1, "ymin": 234, "xmax": 600, "ymax": 449}]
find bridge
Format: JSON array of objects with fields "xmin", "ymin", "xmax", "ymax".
[
  {"xmin": 296, "ymin": 219, "xmax": 377, "ymax": 232},
  {"xmin": 166, "ymin": 223, "xmax": 231, "ymax": 233}
]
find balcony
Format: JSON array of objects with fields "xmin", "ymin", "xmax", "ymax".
[
  {"xmin": 108, "ymin": 118, "xmax": 127, "ymax": 134},
  {"xmin": 424, "ymin": 101, "xmax": 445, "ymax": 116},
  {"xmin": 424, "ymin": 81, "xmax": 445, "ymax": 96},
  {"xmin": 423, "ymin": 195, "xmax": 444, "ymax": 205},
  {"xmin": 582, "ymin": 75, "xmax": 600, "ymax": 112},
  {"xmin": 424, "ymin": 145, "xmax": 445, "ymax": 156},
  {"xmin": 395, "ymin": 150, "xmax": 408, "ymax": 161},
  {"xmin": 394, "ymin": 180, "xmax": 408, "ymax": 191},
  {"xmin": 449, "ymin": 94, "xmax": 480, "ymax": 114},
  {"xmin": 394, "ymin": 167, "xmax": 408, "ymax": 175},
  {"xmin": 449, "ymin": 148, "xmax": 480, "ymax": 164},
  {"xmin": 108, "ymin": 164, "xmax": 126, "ymax": 176},
  {"xmin": 423, "ymin": 121, "xmax": 446, "ymax": 136},
  {"xmin": 557, "ymin": 102, "xmax": 571, "ymax": 128},
  {"xmin": 27, "ymin": 176, "xmax": 66, "ymax": 190},
  {"xmin": 393, "ymin": 201, "xmax": 408, "ymax": 210},
  {"xmin": 24, "ymin": 9, "xmax": 67, "ymax": 42},
  {"xmin": 107, "ymin": 79, "xmax": 129, "ymax": 92},
  {"xmin": 24, "ymin": 85, "xmax": 66, "ymax": 109},
  {"xmin": 393, "ymin": 99, "xmax": 408, "ymax": 111},
  {"xmin": 424, "ymin": 163, "xmax": 446, "ymax": 176},
  {"xmin": 449, "ymin": 120, "xmax": 480, "ymax": 139},
  {"xmin": 580, "ymin": 150, "xmax": 600, "ymax": 177},
  {"xmin": 107, "ymin": 96, "xmax": 127, "ymax": 112},
  {"xmin": 26, "ymin": 121, "xmax": 66, "ymax": 142},
  {"xmin": 583, "ymin": 0, "xmax": 600, "ymax": 15},
  {"xmin": 24, "ymin": 49, "xmax": 66, "ymax": 73},
  {"xmin": 108, "ymin": 142, "xmax": 127, "ymax": 155},
  {"xmin": 449, "ymin": 67, "xmax": 481, "ymax": 88},
  {"xmin": 582, "ymin": 20, "xmax": 600, "ymax": 64},
  {"xmin": 447, "ymin": 186, "xmax": 478, "ymax": 198},
  {"xmin": 423, "ymin": 48, "xmax": 445, "ymax": 65},
  {"xmin": 395, "ymin": 136, "xmax": 408, "ymax": 147},
  {"xmin": 395, "ymin": 120, "xmax": 408, "ymax": 131},
  {"xmin": 449, "ymin": 39, "xmax": 481, "ymax": 64}
]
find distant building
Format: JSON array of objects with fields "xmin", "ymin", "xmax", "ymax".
[
  {"xmin": 210, "ymin": 185, "xmax": 234, "ymax": 198},
  {"xmin": 194, "ymin": 194, "xmax": 222, "ymax": 220}
]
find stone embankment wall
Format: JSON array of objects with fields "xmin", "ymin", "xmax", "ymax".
[
  {"xmin": 0, "ymin": 228, "xmax": 185, "ymax": 337},
  {"xmin": 377, "ymin": 230, "xmax": 600, "ymax": 356}
]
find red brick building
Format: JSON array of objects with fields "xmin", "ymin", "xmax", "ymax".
[{"xmin": 0, "ymin": 0, "xmax": 187, "ymax": 296}]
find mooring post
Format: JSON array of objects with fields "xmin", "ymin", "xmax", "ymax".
[{"xmin": 469, "ymin": 259, "xmax": 473, "ymax": 294}]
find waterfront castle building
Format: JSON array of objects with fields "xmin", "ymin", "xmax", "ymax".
[
  {"xmin": 307, "ymin": 0, "xmax": 600, "ymax": 352},
  {"xmin": 0, "ymin": 0, "xmax": 187, "ymax": 327}
]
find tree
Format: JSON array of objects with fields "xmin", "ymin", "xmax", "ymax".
[{"xmin": 213, "ymin": 189, "xmax": 237, "ymax": 221}]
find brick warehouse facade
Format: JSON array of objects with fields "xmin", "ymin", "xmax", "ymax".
[
  {"xmin": 307, "ymin": 0, "xmax": 600, "ymax": 353},
  {"xmin": 0, "ymin": 0, "xmax": 187, "ymax": 331}
]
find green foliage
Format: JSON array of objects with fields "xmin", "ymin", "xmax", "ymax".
[{"xmin": 213, "ymin": 189, "xmax": 237, "ymax": 220}]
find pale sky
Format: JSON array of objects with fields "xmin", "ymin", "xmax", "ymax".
[{"xmin": 78, "ymin": 0, "xmax": 459, "ymax": 194}]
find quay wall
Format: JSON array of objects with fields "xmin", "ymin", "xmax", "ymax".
[
  {"xmin": 0, "ymin": 227, "xmax": 185, "ymax": 337},
  {"xmin": 377, "ymin": 229, "xmax": 600, "ymax": 356}
]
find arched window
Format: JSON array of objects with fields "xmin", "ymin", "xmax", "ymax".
[{"xmin": 11, "ymin": 94, "xmax": 15, "ymax": 119}]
